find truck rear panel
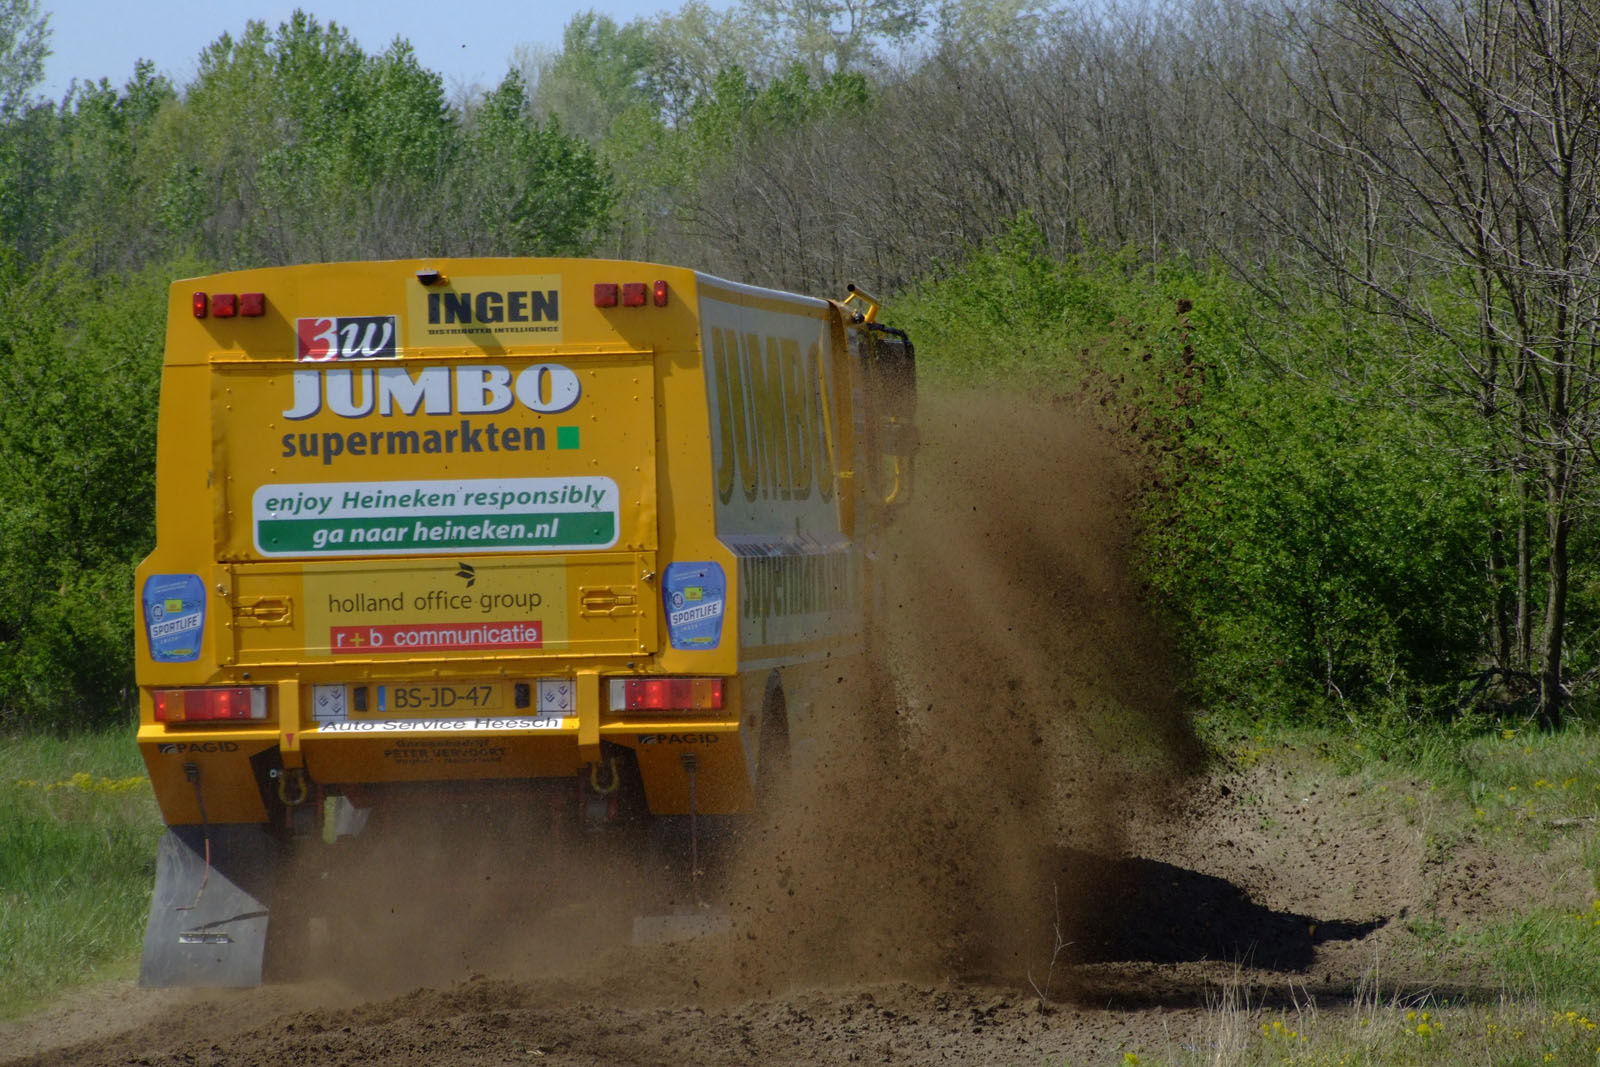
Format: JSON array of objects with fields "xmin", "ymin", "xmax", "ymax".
[
  {"xmin": 135, "ymin": 260, "xmax": 808, "ymax": 823},
  {"xmin": 134, "ymin": 258, "xmax": 914, "ymax": 987}
]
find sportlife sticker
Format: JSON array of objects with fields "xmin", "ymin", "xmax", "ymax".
[
  {"xmin": 296, "ymin": 315, "xmax": 399, "ymax": 361},
  {"xmin": 143, "ymin": 574, "xmax": 206, "ymax": 663},
  {"xmin": 663, "ymin": 562, "xmax": 726, "ymax": 650}
]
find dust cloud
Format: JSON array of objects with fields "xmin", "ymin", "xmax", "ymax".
[
  {"xmin": 266, "ymin": 786, "xmax": 647, "ymax": 995},
  {"xmin": 274, "ymin": 392, "xmax": 1200, "ymax": 1003},
  {"xmin": 710, "ymin": 391, "xmax": 1203, "ymax": 996}
]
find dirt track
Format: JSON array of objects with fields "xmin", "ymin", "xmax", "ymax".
[
  {"xmin": 4, "ymin": 745, "xmax": 1515, "ymax": 1067},
  {"xmin": 1, "ymin": 396, "xmax": 1515, "ymax": 1066}
]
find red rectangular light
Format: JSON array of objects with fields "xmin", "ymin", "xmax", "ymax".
[
  {"xmin": 608, "ymin": 677, "xmax": 724, "ymax": 712},
  {"xmin": 211, "ymin": 293, "xmax": 238, "ymax": 318},
  {"xmin": 153, "ymin": 686, "xmax": 269, "ymax": 723},
  {"xmin": 192, "ymin": 291, "xmax": 208, "ymax": 319},
  {"xmin": 594, "ymin": 283, "xmax": 619, "ymax": 308},
  {"xmin": 621, "ymin": 282, "xmax": 648, "ymax": 307},
  {"xmin": 653, "ymin": 280, "xmax": 669, "ymax": 307},
  {"xmin": 239, "ymin": 292, "xmax": 266, "ymax": 317}
]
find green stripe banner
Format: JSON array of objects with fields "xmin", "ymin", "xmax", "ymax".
[{"xmin": 257, "ymin": 512, "xmax": 616, "ymax": 554}]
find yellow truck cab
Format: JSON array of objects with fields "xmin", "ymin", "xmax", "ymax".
[{"xmin": 134, "ymin": 259, "xmax": 916, "ymax": 986}]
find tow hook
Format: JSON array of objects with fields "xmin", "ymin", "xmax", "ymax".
[
  {"xmin": 589, "ymin": 757, "xmax": 620, "ymax": 796},
  {"xmin": 276, "ymin": 766, "xmax": 309, "ymax": 806},
  {"xmin": 582, "ymin": 757, "xmax": 620, "ymax": 833}
]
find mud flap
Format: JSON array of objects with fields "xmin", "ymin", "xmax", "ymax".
[
  {"xmin": 631, "ymin": 815, "xmax": 738, "ymax": 945},
  {"xmin": 139, "ymin": 825, "xmax": 279, "ymax": 988}
]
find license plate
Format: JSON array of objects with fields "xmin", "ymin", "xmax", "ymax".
[{"xmin": 377, "ymin": 683, "xmax": 502, "ymax": 713}]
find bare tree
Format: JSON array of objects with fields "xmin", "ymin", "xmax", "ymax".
[{"xmin": 1247, "ymin": 0, "xmax": 1600, "ymax": 725}]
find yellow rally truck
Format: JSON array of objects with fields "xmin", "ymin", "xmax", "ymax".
[{"xmin": 134, "ymin": 259, "xmax": 916, "ymax": 986}]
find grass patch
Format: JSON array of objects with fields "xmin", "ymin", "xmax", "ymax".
[
  {"xmin": 0, "ymin": 727, "xmax": 162, "ymax": 1018},
  {"xmin": 1460, "ymin": 724, "xmax": 1600, "ymax": 845},
  {"xmin": 1118, "ymin": 996, "xmax": 1600, "ymax": 1066},
  {"xmin": 1202, "ymin": 712, "xmax": 1600, "ymax": 813},
  {"xmin": 1465, "ymin": 903, "xmax": 1600, "ymax": 1012}
]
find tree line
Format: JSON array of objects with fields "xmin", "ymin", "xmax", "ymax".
[{"xmin": 0, "ymin": 0, "xmax": 1595, "ymax": 733}]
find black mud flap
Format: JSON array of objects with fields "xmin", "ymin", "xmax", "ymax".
[{"xmin": 139, "ymin": 825, "xmax": 279, "ymax": 988}]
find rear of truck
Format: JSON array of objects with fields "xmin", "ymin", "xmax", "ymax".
[{"xmin": 134, "ymin": 259, "xmax": 818, "ymax": 986}]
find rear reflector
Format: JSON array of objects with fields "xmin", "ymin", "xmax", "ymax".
[
  {"xmin": 211, "ymin": 293, "xmax": 238, "ymax": 318},
  {"xmin": 153, "ymin": 687, "xmax": 269, "ymax": 723},
  {"xmin": 608, "ymin": 677, "xmax": 724, "ymax": 712},
  {"xmin": 594, "ymin": 283, "xmax": 619, "ymax": 307},
  {"xmin": 239, "ymin": 292, "xmax": 266, "ymax": 317},
  {"xmin": 621, "ymin": 282, "xmax": 647, "ymax": 307}
]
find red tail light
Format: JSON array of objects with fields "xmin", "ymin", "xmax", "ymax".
[
  {"xmin": 193, "ymin": 292, "xmax": 265, "ymax": 318},
  {"xmin": 595, "ymin": 282, "xmax": 666, "ymax": 309},
  {"xmin": 608, "ymin": 677, "xmax": 724, "ymax": 712},
  {"xmin": 153, "ymin": 687, "xmax": 269, "ymax": 723}
]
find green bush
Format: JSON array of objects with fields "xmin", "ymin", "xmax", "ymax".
[
  {"xmin": 0, "ymin": 254, "xmax": 180, "ymax": 732},
  {"xmin": 1144, "ymin": 372, "xmax": 1491, "ymax": 722},
  {"xmin": 896, "ymin": 220, "xmax": 1494, "ymax": 726}
]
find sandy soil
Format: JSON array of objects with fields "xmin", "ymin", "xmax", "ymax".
[{"xmin": 0, "ymin": 395, "xmax": 1547, "ymax": 1066}]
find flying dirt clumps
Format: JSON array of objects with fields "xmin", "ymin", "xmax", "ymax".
[{"xmin": 720, "ymin": 391, "xmax": 1202, "ymax": 996}]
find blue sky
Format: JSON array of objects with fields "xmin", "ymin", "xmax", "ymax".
[{"xmin": 38, "ymin": 1, "xmax": 690, "ymax": 100}]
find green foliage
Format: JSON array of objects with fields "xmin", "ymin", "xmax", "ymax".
[
  {"xmin": 1146, "ymin": 371, "xmax": 1490, "ymax": 722},
  {"xmin": 461, "ymin": 71, "xmax": 614, "ymax": 255},
  {"xmin": 180, "ymin": 14, "xmax": 461, "ymax": 262},
  {"xmin": 895, "ymin": 219, "xmax": 1494, "ymax": 726},
  {"xmin": 15, "ymin": 11, "xmax": 613, "ymax": 267},
  {"xmin": 0, "ymin": 254, "xmax": 183, "ymax": 732},
  {"xmin": 931, "ymin": 0, "xmax": 1058, "ymax": 55},
  {"xmin": 579, "ymin": 40, "xmax": 873, "ymax": 254},
  {"xmin": 0, "ymin": 0, "xmax": 48, "ymax": 120},
  {"xmin": 56, "ymin": 62, "xmax": 178, "ymax": 272},
  {"xmin": 0, "ymin": 60, "xmax": 180, "ymax": 270},
  {"xmin": 684, "ymin": 62, "xmax": 873, "ymax": 162},
  {"xmin": 0, "ymin": 98, "xmax": 60, "ymax": 261},
  {"xmin": 746, "ymin": 0, "xmax": 927, "ymax": 78},
  {"xmin": 531, "ymin": 12, "xmax": 662, "ymax": 143},
  {"xmin": 892, "ymin": 217, "xmax": 1208, "ymax": 389}
]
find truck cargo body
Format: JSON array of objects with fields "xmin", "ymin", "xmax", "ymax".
[{"xmin": 134, "ymin": 258, "xmax": 915, "ymax": 985}]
